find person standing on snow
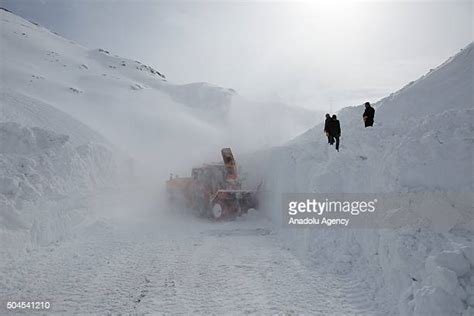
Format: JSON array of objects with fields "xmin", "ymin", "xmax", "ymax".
[
  {"xmin": 324, "ymin": 113, "xmax": 334, "ymax": 145},
  {"xmin": 328, "ymin": 114, "xmax": 341, "ymax": 152},
  {"xmin": 363, "ymin": 102, "xmax": 375, "ymax": 127}
]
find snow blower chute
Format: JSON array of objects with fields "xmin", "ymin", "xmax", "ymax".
[{"xmin": 166, "ymin": 148, "xmax": 259, "ymax": 220}]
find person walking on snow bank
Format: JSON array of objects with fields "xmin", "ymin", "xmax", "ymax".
[
  {"xmin": 324, "ymin": 113, "xmax": 333, "ymax": 145},
  {"xmin": 363, "ymin": 102, "xmax": 375, "ymax": 127},
  {"xmin": 328, "ymin": 115, "xmax": 341, "ymax": 152}
]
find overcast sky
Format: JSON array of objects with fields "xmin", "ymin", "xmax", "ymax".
[{"xmin": 1, "ymin": 0, "xmax": 472, "ymax": 111}]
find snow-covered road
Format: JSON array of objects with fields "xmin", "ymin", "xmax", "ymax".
[{"xmin": 1, "ymin": 208, "xmax": 381, "ymax": 315}]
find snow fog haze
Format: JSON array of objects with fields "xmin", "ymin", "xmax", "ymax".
[{"xmin": 0, "ymin": 1, "xmax": 472, "ymax": 315}]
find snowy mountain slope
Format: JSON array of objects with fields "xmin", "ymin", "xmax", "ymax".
[
  {"xmin": 0, "ymin": 8, "xmax": 320, "ymax": 175},
  {"xmin": 0, "ymin": 89, "xmax": 107, "ymax": 146},
  {"xmin": 243, "ymin": 43, "xmax": 474, "ymax": 315},
  {"xmin": 0, "ymin": 7, "xmax": 219, "ymax": 163}
]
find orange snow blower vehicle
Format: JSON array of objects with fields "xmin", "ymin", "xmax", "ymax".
[{"xmin": 166, "ymin": 148, "xmax": 258, "ymax": 220}]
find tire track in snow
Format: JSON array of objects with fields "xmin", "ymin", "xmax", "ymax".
[{"xmin": 1, "ymin": 213, "xmax": 382, "ymax": 315}]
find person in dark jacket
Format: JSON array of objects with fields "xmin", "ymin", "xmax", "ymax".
[
  {"xmin": 363, "ymin": 102, "xmax": 375, "ymax": 127},
  {"xmin": 324, "ymin": 113, "xmax": 334, "ymax": 145},
  {"xmin": 328, "ymin": 114, "xmax": 341, "ymax": 151}
]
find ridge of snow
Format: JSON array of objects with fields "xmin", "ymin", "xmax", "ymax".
[
  {"xmin": 0, "ymin": 121, "xmax": 128, "ymax": 248},
  {"xmin": 243, "ymin": 41, "xmax": 474, "ymax": 315},
  {"xmin": 0, "ymin": 89, "xmax": 108, "ymax": 147}
]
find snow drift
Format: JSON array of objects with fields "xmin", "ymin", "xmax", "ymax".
[
  {"xmin": 244, "ymin": 43, "xmax": 474, "ymax": 315},
  {"xmin": 0, "ymin": 120, "xmax": 126, "ymax": 249}
]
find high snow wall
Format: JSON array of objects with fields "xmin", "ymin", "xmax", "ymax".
[
  {"xmin": 0, "ymin": 120, "xmax": 129, "ymax": 250},
  {"xmin": 243, "ymin": 43, "xmax": 474, "ymax": 315}
]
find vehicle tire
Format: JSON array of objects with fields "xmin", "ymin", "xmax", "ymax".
[{"xmin": 211, "ymin": 202, "xmax": 224, "ymax": 220}]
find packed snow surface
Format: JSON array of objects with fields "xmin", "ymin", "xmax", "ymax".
[{"xmin": 0, "ymin": 202, "xmax": 388, "ymax": 315}]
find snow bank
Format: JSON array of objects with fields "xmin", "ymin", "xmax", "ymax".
[
  {"xmin": 244, "ymin": 43, "xmax": 474, "ymax": 315},
  {"xmin": 0, "ymin": 121, "xmax": 126, "ymax": 251},
  {"xmin": 0, "ymin": 89, "xmax": 107, "ymax": 147},
  {"xmin": 0, "ymin": 87, "xmax": 131, "ymax": 251}
]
